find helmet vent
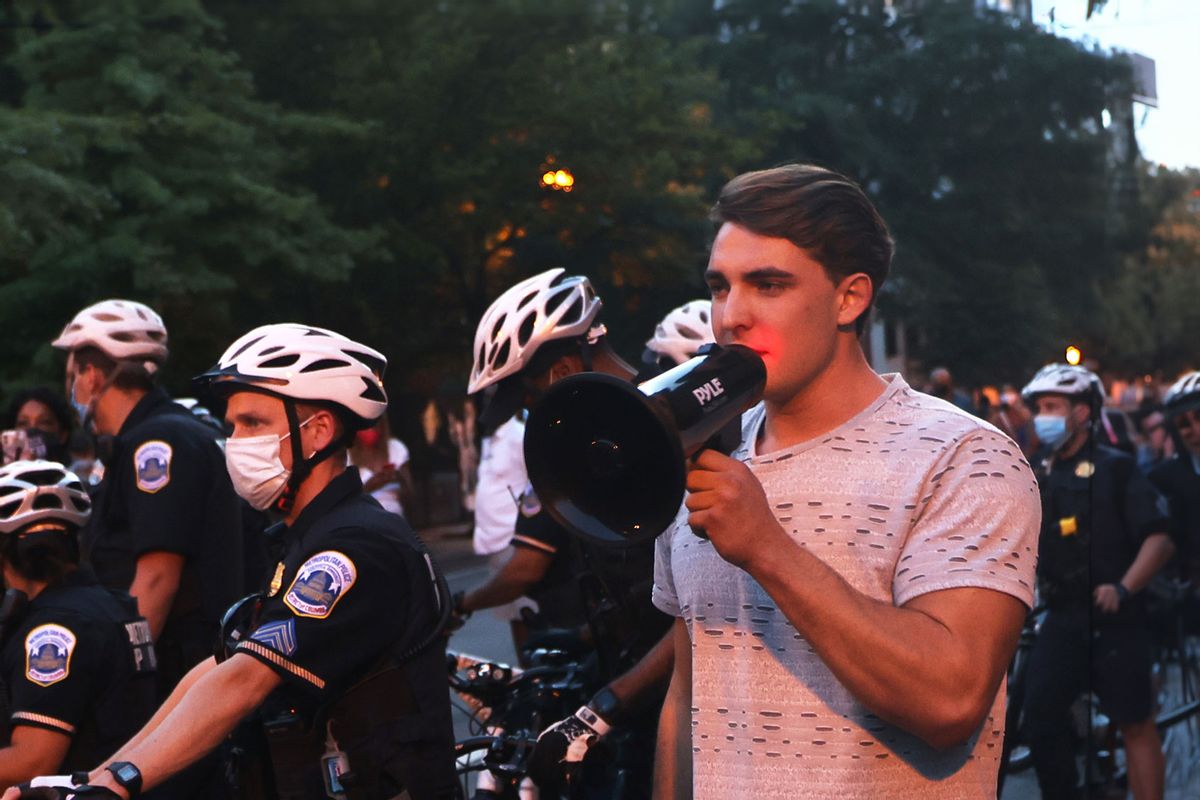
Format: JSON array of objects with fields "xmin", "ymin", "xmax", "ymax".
[
  {"xmin": 94, "ymin": 313, "xmax": 123, "ymax": 322},
  {"xmin": 517, "ymin": 312, "xmax": 537, "ymax": 347},
  {"xmin": 260, "ymin": 354, "xmax": 300, "ymax": 369},
  {"xmin": 70, "ymin": 496, "xmax": 91, "ymax": 512},
  {"xmin": 517, "ymin": 290, "xmax": 539, "ymax": 309},
  {"xmin": 678, "ymin": 324, "xmax": 702, "ymax": 340},
  {"xmin": 301, "ymin": 358, "xmax": 351, "ymax": 373},
  {"xmin": 491, "ymin": 314, "xmax": 508, "ymax": 340},
  {"xmin": 260, "ymin": 345, "xmax": 285, "ymax": 356},
  {"xmin": 0, "ymin": 500, "xmax": 18, "ymax": 519},
  {"xmin": 33, "ymin": 494, "xmax": 62, "ymax": 510},
  {"xmin": 344, "ymin": 350, "xmax": 386, "ymax": 377},
  {"xmin": 228, "ymin": 335, "xmax": 266, "ymax": 361},
  {"xmin": 359, "ymin": 377, "xmax": 386, "ymax": 402},
  {"xmin": 25, "ymin": 469, "xmax": 66, "ymax": 487},
  {"xmin": 545, "ymin": 287, "xmax": 570, "ymax": 316},
  {"xmin": 493, "ymin": 340, "xmax": 511, "ymax": 370},
  {"xmin": 563, "ymin": 297, "xmax": 583, "ymax": 324}
]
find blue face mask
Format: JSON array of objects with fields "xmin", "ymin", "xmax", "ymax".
[
  {"xmin": 69, "ymin": 372, "xmax": 93, "ymax": 430},
  {"xmin": 1034, "ymin": 414, "xmax": 1069, "ymax": 449}
]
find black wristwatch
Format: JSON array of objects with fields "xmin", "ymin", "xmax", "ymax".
[
  {"xmin": 588, "ymin": 686, "xmax": 624, "ymax": 724},
  {"xmin": 105, "ymin": 761, "xmax": 143, "ymax": 798}
]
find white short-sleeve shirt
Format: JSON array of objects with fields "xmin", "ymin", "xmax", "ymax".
[{"xmin": 653, "ymin": 373, "xmax": 1040, "ymax": 799}]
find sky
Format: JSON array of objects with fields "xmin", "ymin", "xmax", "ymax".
[{"xmin": 1031, "ymin": 0, "xmax": 1200, "ymax": 169}]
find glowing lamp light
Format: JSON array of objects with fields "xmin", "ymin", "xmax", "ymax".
[
  {"xmin": 1065, "ymin": 346, "xmax": 1082, "ymax": 366},
  {"xmin": 541, "ymin": 166, "xmax": 576, "ymax": 191}
]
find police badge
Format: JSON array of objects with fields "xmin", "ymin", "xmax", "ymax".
[
  {"xmin": 25, "ymin": 624, "xmax": 77, "ymax": 686},
  {"xmin": 284, "ymin": 551, "xmax": 357, "ymax": 619},
  {"xmin": 134, "ymin": 440, "xmax": 173, "ymax": 493}
]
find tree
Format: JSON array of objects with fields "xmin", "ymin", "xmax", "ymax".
[
  {"xmin": 0, "ymin": 0, "xmax": 374, "ymax": 394},
  {"xmin": 1096, "ymin": 169, "xmax": 1200, "ymax": 376},
  {"xmin": 208, "ymin": 0, "xmax": 730, "ymax": 396},
  {"xmin": 696, "ymin": 0, "xmax": 1132, "ymax": 385}
]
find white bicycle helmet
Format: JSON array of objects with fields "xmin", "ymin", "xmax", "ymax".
[
  {"xmin": 644, "ymin": 300, "xmax": 714, "ymax": 368},
  {"xmin": 195, "ymin": 323, "xmax": 387, "ymax": 427},
  {"xmin": 1164, "ymin": 371, "xmax": 1200, "ymax": 416},
  {"xmin": 468, "ymin": 268, "xmax": 603, "ymax": 395},
  {"xmin": 52, "ymin": 299, "xmax": 168, "ymax": 364},
  {"xmin": 0, "ymin": 460, "xmax": 92, "ymax": 534},
  {"xmin": 1021, "ymin": 364, "xmax": 1106, "ymax": 403}
]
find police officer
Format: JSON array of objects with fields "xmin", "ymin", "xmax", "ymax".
[
  {"xmin": 5, "ymin": 323, "xmax": 457, "ymax": 800},
  {"xmin": 1020, "ymin": 364, "xmax": 1174, "ymax": 800},
  {"xmin": 52, "ymin": 299, "xmax": 244, "ymax": 697},
  {"xmin": 1149, "ymin": 372, "xmax": 1200, "ymax": 583},
  {"xmin": 458, "ymin": 270, "xmax": 674, "ymax": 798},
  {"xmin": 0, "ymin": 461, "xmax": 157, "ymax": 790}
]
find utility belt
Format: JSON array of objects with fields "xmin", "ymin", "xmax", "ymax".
[{"xmin": 260, "ymin": 648, "xmax": 434, "ymax": 800}]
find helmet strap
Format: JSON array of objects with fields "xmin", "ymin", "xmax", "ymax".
[{"xmin": 274, "ymin": 401, "xmax": 357, "ymax": 515}]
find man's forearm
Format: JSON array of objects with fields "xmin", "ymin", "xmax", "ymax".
[
  {"xmin": 90, "ymin": 655, "xmax": 278, "ymax": 792},
  {"xmin": 1121, "ymin": 532, "xmax": 1175, "ymax": 594},
  {"xmin": 653, "ymin": 621, "xmax": 691, "ymax": 800},
  {"xmin": 609, "ymin": 629, "xmax": 673, "ymax": 708},
  {"xmin": 748, "ymin": 537, "xmax": 1023, "ymax": 749},
  {"xmin": 129, "ymin": 553, "xmax": 184, "ymax": 640},
  {"xmin": 101, "ymin": 657, "xmax": 217, "ymax": 769}
]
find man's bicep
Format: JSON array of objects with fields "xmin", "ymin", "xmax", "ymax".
[{"xmin": 904, "ymin": 587, "xmax": 1026, "ymax": 685}]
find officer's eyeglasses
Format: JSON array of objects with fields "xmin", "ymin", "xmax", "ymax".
[{"xmin": 1173, "ymin": 410, "xmax": 1200, "ymax": 431}]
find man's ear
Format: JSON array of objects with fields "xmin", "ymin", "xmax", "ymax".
[
  {"xmin": 307, "ymin": 409, "xmax": 341, "ymax": 451},
  {"xmin": 548, "ymin": 353, "xmax": 582, "ymax": 384},
  {"xmin": 835, "ymin": 272, "xmax": 874, "ymax": 329}
]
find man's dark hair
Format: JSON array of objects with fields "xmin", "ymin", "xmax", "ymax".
[
  {"xmin": 5, "ymin": 387, "xmax": 73, "ymax": 433},
  {"xmin": 72, "ymin": 346, "xmax": 157, "ymax": 393},
  {"xmin": 710, "ymin": 164, "xmax": 894, "ymax": 335}
]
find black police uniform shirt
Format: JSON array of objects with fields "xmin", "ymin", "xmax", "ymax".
[
  {"xmin": 1036, "ymin": 440, "xmax": 1171, "ymax": 614},
  {"xmin": 1149, "ymin": 454, "xmax": 1200, "ymax": 572},
  {"xmin": 84, "ymin": 387, "xmax": 243, "ymax": 691},
  {"xmin": 235, "ymin": 469, "xmax": 455, "ymax": 797},
  {"xmin": 0, "ymin": 569, "xmax": 156, "ymax": 773},
  {"xmin": 513, "ymin": 484, "xmax": 671, "ymax": 678}
]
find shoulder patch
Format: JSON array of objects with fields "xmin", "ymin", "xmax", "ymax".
[
  {"xmin": 250, "ymin": 618, "xmax": 298, "ymax": 656},
  {"xmin": 134, "ymin": 440, "xmax": 173, "ymax": 493},
  {"xmin": 25, "ymin": 624, "xmax": 77, "ymax": 686},
  {"xmin": 519, "ymin": 484, "xmax": 542, "ymax": 518},
  {"xmin": 284, "ymin": 551, "xmax": 357, "ymax": 619}
]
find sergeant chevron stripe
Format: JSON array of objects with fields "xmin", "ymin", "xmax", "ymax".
[{"xmin": 249, "ymin": 619, "xmax": 298, "ymax": 656}]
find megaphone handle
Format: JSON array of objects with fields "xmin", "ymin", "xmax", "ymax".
[{"xmin": 704, "ymin": 414, "xmax": 744, "ymax": 457}]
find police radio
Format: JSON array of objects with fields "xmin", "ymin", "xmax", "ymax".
[{"xmin": 523, "ymin": 344, "xmax": 765, "ymax": 546}]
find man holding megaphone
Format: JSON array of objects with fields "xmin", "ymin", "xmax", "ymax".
[{"xmin": 651, "ymin": 165, "xmax": 1040, "ymax": 799}]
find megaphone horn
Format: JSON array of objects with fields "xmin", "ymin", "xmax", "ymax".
[{"xmin": 524, "ymin": 344, "xmax": 766, "ymax": 545}]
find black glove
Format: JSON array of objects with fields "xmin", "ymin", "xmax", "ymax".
[{"xmin": 527, "ymin": 704, "xmax": 613, "ymax": 787}]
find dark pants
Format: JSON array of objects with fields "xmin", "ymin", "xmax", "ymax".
[{"xmin": 1022, "ymin": 606, "xmax": 1154, "ymax": 799}]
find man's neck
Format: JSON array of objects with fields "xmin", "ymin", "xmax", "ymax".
[
  {"xmin": 591, "ymin": 347, "xmax": 638, "ymax": 383},
  {"xmin": 94, "ymin": 387, "xmax": 149, "ymax": 437},
  {"xmin": 1057, "ymin": 428, "xmax": 1091, "ymax": 461},
  {"xmin": 284, "ymin": 460, "xmax": 346, "ymax": 527},
  {"xmin": 760, "ymin": 343, "xmax": 887, "ymax": 454}
]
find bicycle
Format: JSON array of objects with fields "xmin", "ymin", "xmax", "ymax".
[{"xmin": 448, "ymin": 642, "xmax": 595, "ymax": 800}]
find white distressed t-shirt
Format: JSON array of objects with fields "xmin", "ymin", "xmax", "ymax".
[{"xmin": 653, "ymin": 374, "xmax": 1040, "ymax": 799}]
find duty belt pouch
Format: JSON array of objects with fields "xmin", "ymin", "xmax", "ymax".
[{"xmin": 262, "ymin": 709, "xmax": 323, "ymax": 800}]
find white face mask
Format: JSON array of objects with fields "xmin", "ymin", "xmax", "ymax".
[{"xmin": 224, "ymin": 416, "xmax": 314, "ymax": 511}]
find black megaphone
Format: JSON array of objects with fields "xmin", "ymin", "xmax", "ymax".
[{"xmin": 523, "ymin": 344, "xmax": 766, "ymax": 545}]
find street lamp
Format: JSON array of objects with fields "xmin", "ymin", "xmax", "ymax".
[
  {"xmin": 1065, "ymin": 345, "xmax": 1082, "ymax": 366},
  {"xmin": 540, "ymin": 167, "xmax": 575, "ymax": 192}
]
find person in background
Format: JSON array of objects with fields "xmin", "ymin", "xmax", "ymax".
[
  {"xmin": 3, "ymin": 389, "xmax": 73, "ymax": 466},
  {"xmin": 1149, "ymin": 372, "xmax": 1200, "ymax": 588},
  {"xmin": 1021, "ymin": 363, "xmax": 1173, "ymax": 800},
  {"xmin": 348, "ymin": 414, "xmax": 414, "ymax": 518},
  {"xmin": 0, "ymin": 460, "xmax": 158, "ymax": 792},
  {"xmin": 928, "ymin": 366, "xmax": 976, "ymax": 415},
  {"xmin": 986, "ymin": 383, "xmax": 1036, "ymax": 456},
  {"xmin": 1136, "ymin": 407, "xmax": 1175, "ymax": 472}
]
